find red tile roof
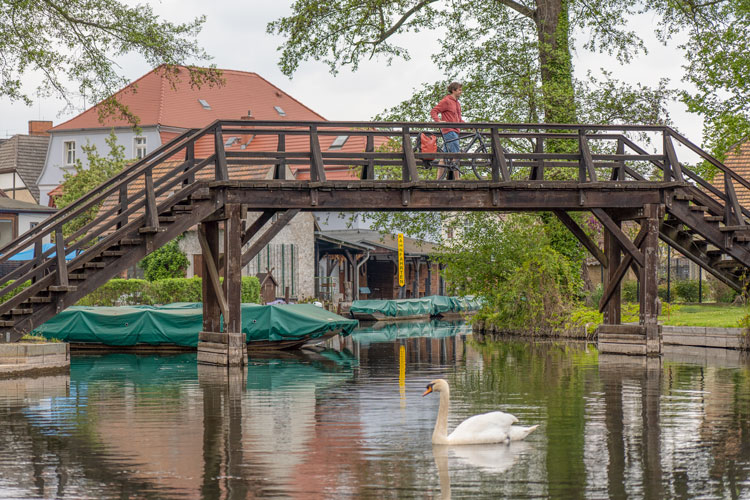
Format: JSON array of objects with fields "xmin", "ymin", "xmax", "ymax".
[
  {"xmin": 711, "ymin": 141, "xmax": 750, "ymax": 207},
  {"xmin": 51, "ymin": 66, "xmax": 326, "ymax": 131}
]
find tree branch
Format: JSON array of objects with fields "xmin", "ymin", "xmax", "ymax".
[
  {"xmin": 375, "ymin": 0, "xmax": 440, "ymax": 43},
  {"xmin": 494, "ymin": 0, "xmax": 535, "ymax": 19}
]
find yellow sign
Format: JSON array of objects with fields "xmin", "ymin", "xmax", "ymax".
[{"xmin": 397, "ymin": 233, "xmax": 405, "ymax": 287}]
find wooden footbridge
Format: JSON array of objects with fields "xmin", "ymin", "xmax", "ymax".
[{"xmin": 0, "ymin": 120, "xmax": 747, "ymax": 362}]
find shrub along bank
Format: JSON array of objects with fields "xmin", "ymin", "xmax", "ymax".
[{"xmin": 76, "ymin": 276, "xmax": 261, "ymax": 306}]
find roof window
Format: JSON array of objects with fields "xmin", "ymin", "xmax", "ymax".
[
  {"xmin": 240, "ymin": 135, "xmax": 255, "ymax": 150},
  {"xmin": 328, "ymin": 135, "xmax": 349, "ymax": 150},
  {"xmin": 274, "ymin": 106, "xmax": 286, "ymax": 116},
  {"xmin": 224, "ymin": 137, "xmax": 239, "ymax": 147},
  {"xmin": 198, "ymin": 99, "xmax": 211, "ymax": 110}
]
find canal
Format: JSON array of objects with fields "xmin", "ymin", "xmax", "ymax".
[{"xmin": 1, "ymin": 319, "xmax": 749, "ymax": 498}]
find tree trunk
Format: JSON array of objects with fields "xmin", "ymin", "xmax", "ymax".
[{"xmin": 535, "ymin": 0, "xmax": 576, "ymax": 125}]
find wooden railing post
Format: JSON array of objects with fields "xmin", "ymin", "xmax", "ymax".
[
  {"xmin": 724, "ymin": 175, "xmax": 745, "ymax": 226},
  {"xmin": 531, "ymin": 136, "xmax": 544, "ymax": 180},
  {"xmin": 274, "ymin": 133, "xmax": 287, "ymax": 179},
  {"xmin": 361, "ymin": 134, "xmax": 375, "ymax": 180},
  {"xmin": 54, "ymin": 227, "xmax": 68, "ymax": 287},
  {"xmin": 663, "ymin": 132, "xmax": 684, "ymax": 182},
  {"xmin": 117, "ymin": 184, "xmax": 128, "ymax": 230},
  {"xmin": 309, "ymin": 125, "xmax": 326, "ymax": 181},
  {"xmin": 611, "ymin": 137, "xmax": 625, "ymax": 181},
  {"xmin": 490, "ymin": 127, "xmax": 510, "ymax": 182},
  {"xmin": 144, "ymin": 167, "xmax": 159, "ymax": 229},
  {"xmin": 401, "ymin": 127, "xmax": 419, "ymax": 181},
  {"xmin": 31, "ymin": 239, "xmax": 43, "ymax": 284},
  {"xmin": 184, "ymin": 142, "xmax": 195, "ymax": 186},
  {"xmin": 578, "ymin": 130, "xmax": 597, "ymax": 182},
  {"xmin": 214, "ymin": 125, "xmax": 229, "ymax": 181}
]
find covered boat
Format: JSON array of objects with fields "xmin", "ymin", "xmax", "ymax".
[
  {"xmin": 33, "ymin": 303, "xmax": 358, "ymax": 350},
  {"xmin": 349, "ymin": 296, "xmax": 483, "ymax": 322}
]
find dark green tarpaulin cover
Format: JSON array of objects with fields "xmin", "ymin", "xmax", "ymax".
[
  {"xmin": 33, "ymin": 303, "xmax": 358, "ymax": 347},
  {"xmin": 350, "ymin": 296, "xmax": 482, "ymax": 317}
]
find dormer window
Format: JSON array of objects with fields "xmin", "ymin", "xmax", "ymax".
[
  {"xmin": 328, "ymin": 135, "xmax": 349, "ymax": 150},
  {"xmin": 198, "ymin": 99, "xmax": 211, "ymax": 110},
  {"xmin": 63, "ymin": 141, "xmax": 76, "ymax": 166},
  {"xmin": 273, "ymin": 106, "xmax": 286, "ymax": 116}
]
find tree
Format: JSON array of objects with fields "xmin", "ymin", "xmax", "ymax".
[
  {"xmin": 0, "ymin": 0, "xmax": 221, "ymax": 124},
  {"xmin": 138, "ymin": 239, "xmax": 189, "ymax": 281},
  {"xmin": 56, "ymin": 131, "xmax": 128, "ymax": 239}
]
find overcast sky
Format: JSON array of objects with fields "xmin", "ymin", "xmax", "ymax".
[{"xmin": 0, "ymin": 1, "xmax": 702, "ymax": 155}]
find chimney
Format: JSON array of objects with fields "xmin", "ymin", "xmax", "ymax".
[
  {"xmin": 240, "ymin": 110, "xmax": 254, "ymax": 121},
  {"xmin": 28, "ymin": 120, "xmax": 53, "ymax": 136}
]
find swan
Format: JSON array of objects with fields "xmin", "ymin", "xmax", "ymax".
[{"xmin": 423, "ymin": 379, "xmax": 539, "ymax": 445}]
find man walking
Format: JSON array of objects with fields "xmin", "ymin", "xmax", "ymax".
[{"xmin": 430, "ymin": 82, "xmax": 463, "ymax": 157}]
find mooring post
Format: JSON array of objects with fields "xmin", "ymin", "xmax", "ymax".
[
  {"xmin": 640, "ymin": 203, "xmax": 663, "ymax": 355},
  {"xmin": 603, "ymin": 214, "xmax": 622, "ymax": 325}
]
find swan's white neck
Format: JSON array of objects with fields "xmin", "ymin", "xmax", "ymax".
[{"xmin": 432, "ymin": 388, "xmax": 451, "ymax": 444}]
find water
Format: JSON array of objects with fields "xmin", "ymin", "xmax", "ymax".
[{"xmin": 2, "ymin": 320, "xmax": 750, "ymax": 498}]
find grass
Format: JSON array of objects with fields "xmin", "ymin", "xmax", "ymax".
[
  {"xmin": 657, "ymin": 304, "xmax": 748, "ymax": 328},
  {"xmin": 19, "ymin": 334, "xmax": 60, "ymax": 343}
]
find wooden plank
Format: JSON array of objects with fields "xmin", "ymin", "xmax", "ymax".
[
  {"xmin": 579, "ymin": 130, "xmax": 597, "ymax": 182},
  {"xmin": 599, "ymin": 224, "xmax": 648, "ymax": 313},
  {"xmin": 401, "ymin": 127, "xmax": 419, "ymax": 181},
  {"xmin": 490, "ymin": 128, "xmax": 510, "ymax": 182},
  {"xmin": 530, "ymin": 138, "xmax": 544, "ymax": 180},
  {"xmin": 198, "ymin": 222, "xmax": 228, "ymax": 324},
  {"xmin": 241, "ymin": 209, "xmax": 300, "ymax": 267},
  {"xmin": 724, "ymin": 175, "xmax": 746, "ymax": 226},
  {"xmin": 309, "ymin": 125, "xmax": 327, "ymax": 181},
  {"xmin": 640, "ymin": 204, "xmax": 661, "ymax": 328},
  {"xmin": 592, "ymin": 208, "xmax": 644, "ymax": 267},
  {"xmin": 610, "ymin": 138, "xmax": 625, "ymax": 181},
  {"xmin": 553, "ymin": 210, "xmax": 607, "ymax": 266}
]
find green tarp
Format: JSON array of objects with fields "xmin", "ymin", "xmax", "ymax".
[
  {"xmin": 33, "ymin": 303, "xmax": 358, "ymax": 347},
  {"xmin": 350, "ymin": 295, "xmax": 483, "ymax": 317}
]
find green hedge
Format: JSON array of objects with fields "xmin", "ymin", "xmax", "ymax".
[
  {"xmin": 673, "ymin": 279, "xmax": 700, "ymax": 303},
  {"xmin": 76, "ymin": 276, "xmax": 261, "ymax": 306}
]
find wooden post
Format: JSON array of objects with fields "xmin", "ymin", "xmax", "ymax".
[
  {"xmin": 200, "ymin": 220, "xmax": 221, "ymax": 334},
  {"xmin": 640, "ymin": 203, "xmax": 662, "ymax": 355},
  {"xmin": 224, "ymin": 204, "xmax": 242, "ymax": 335},
  {"xmin": 603, "ymin": 216, "xmax": 622, "ymax": 324}
]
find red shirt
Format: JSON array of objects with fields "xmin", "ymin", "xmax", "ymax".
[{"xmin": 430, "ymin": 94, "xmax": 463, "ymax": 134}]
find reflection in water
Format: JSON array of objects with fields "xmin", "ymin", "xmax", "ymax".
[{"xmin": 1, "ymin": 321, "xmax": 750, "ymax": 498}]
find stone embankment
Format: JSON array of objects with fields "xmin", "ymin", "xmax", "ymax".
[{"xmin": 0, "ymin": 343, "xmax": 70, "ymax": 377}]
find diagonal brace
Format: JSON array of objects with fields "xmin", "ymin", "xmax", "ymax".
[
  {"xmin": 198, "ymin": 225, "xmax": 228, "ymax": 321},
  {"xmin": 241, "ymin": 209, "xmax": 300, "ymax": 268},
  {"xmin": 553, "ymin": 210, "xmax": 607, "ymax": 267},
  {"xmin": 598, "ymin": 224, "xmax": 648, "ymax": 313},
  {"xmin": 592, "ymin": 208, "xmax": 644, "ymax": 267}
]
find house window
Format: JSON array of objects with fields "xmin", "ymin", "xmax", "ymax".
[
  {"xmin": 198, "ymin": 99, "xmax": 211, "ymax": 110},
  {"xmin": 274, "ymin": 106, "xmax": 286, "ymax": 116},
  {"xmin": 134, "ymin": 137, "xmax": 147, "ymax": 159},
  {"xmin": 63, "ymin": 141, "xmax": 76, "ymax": 166}
]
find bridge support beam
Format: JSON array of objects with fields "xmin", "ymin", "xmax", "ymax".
[
  {"xmin": 197, "ymin": 205, "xmax": 247, "ymax": 367},
  {"xmin": 603, "ymin": 214, "xmax": 622, "ymax": 325},
  {"xmin": 640, "ymin": 203, "xmax": 663, "ymax": 355}
]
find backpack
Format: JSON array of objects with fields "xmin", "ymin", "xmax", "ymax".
[{"xmin": 417, "ymin": 132, "xmax": 438, "ymax": 162}]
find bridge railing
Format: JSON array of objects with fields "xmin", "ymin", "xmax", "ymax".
[{"xmin": 0, "ymin": 121, "xmax": 746, "ymax": 315}]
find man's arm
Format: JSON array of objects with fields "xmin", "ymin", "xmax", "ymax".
[{"xmin": 430, "ymin": 97, "xmax": 447, "ymax": 121}]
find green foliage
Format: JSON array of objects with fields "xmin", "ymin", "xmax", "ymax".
[
  {"xmin": 241, "ymin": 276, "xmax": 261, "ymax": 304},
  {"xmin": 138, "ymin": 239, "xmax": 189, "ymax": 281},
  {"xmin": 0, "ymin": 280, "xmax": 31, "ymax": 304},
  {"xmin": 565, "ymin": 306, "xmax": 603, "ymax": 336},
  {"xmin": 57, "ymin": 132, "xmax": 128, "ymax": 239},
  {"xmin": 0, "ymin": 1, "xmax": 220, "ymax": 125},
  {"xmin": 77, "ymin": 276, "xmax": 262, "ymax": 306},
  {"xmin": 709, "ymin": 279, "xmax": 738, "ymax": 304},
  {"xmin": 673, "ymin": 279, "xmax": 701, "ymax": 303},
  {"xmin": 622, "ymin": 281, "xmax": 638, "ymax": 303},
  {"xmin": 19, "ymin": 334, "xmax": 61, "ymax": 343}
]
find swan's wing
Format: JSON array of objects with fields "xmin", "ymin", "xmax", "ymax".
[{"xmin": 448, "ymin": 411, "xmax": 518, "ymax": 444}]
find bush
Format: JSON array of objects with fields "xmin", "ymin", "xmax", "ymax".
[
  {"xmin": 149, "ymin": 277, "xmax": 202, "ymax": 304},
  {"xmin": 76, "ymin": 279, "xmax": 153, "ymax": 306},
  {"xmin": 241, "ymin": 276, "xmax": 261, "ymax": 304},
  {"xmin": 622, "ymin": 281, "xmax": 638, "ymax": 303},
  {"xmin": 673, "ymin": 279, "xmax": 700, "ymax": 303},
  {"xmin": 0, "ymin": 280, "xmax": 31, "ymax": 304},
  {"xmin": 77, "ymin": 276, "xmax": 263, "ymax": 306},
  {"xmin": 709, "ymin": 279, "xmax": 738, "ymax": 303},
  {"xmin": 658, "ymin": 283, "xmax": 670, "ymax": 302}
]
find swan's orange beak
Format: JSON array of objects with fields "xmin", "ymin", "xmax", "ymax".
[{"xmin": 422, "ymin": 386, "xmax": 433, "ymax": 396}]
